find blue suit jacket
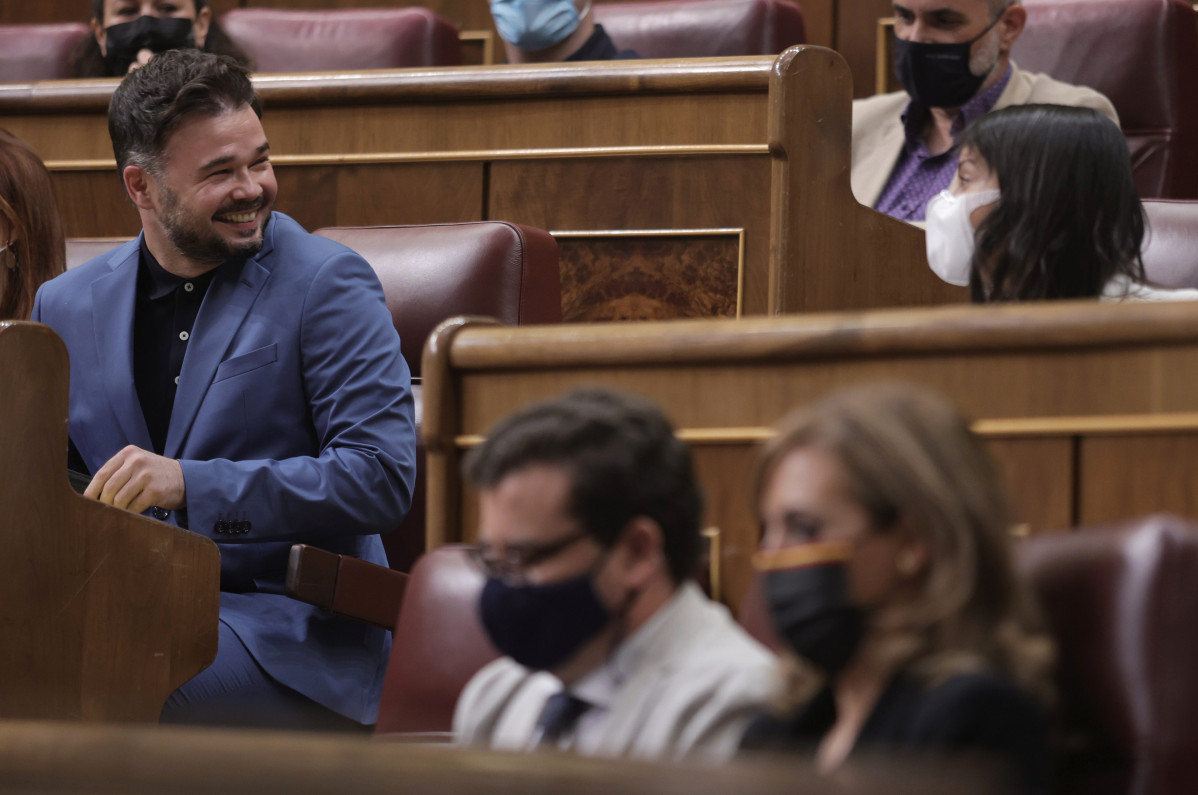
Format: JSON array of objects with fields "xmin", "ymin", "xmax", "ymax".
[{"xmin": 31, "ymin": 212, "xmax": 417, "ymax": 724}]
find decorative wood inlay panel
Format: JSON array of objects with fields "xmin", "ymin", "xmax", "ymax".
[{"xmin": 556, "ymin": 230, "xmax": 743, "ymax": 322}]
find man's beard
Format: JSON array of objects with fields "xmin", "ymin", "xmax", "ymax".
[{"xmin": 159, "ymin": 185, "xmax": 268, "ymax": 268}]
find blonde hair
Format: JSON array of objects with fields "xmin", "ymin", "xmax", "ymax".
[{"xmin": 756, "ymin": 383, "xmax": 1055, "ymax": 708}]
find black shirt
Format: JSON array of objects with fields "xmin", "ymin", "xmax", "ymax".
[
  {"xmin": 566, "ymin": 23, "xmax": 640, "ymax": 62},
  {"xmin": 132, "ymin": 242, "xmax": 218, "ymax": 455},
  {"xmin": 740, "ymin": 671, "xmax": 1051, "ymax": 794}
]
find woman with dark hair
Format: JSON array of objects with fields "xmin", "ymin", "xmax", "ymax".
[
  {"xmin": 925, "ymin": 104, "xmax": 1198, "ymax": 302},
  {"xmin": 741, "ymin": 384, "xmax": 1054, "ymax": 793},
  {"xmin": 0, "ymin": 130, "xmax": 66, "ymax": 320},
  {"xmin": 72, "ymin": 0, "xmax": 251, "ymax": 78}
]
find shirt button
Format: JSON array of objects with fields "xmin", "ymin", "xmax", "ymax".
[
  {"xmin": 174, "ymin": 376, "xmax": 180, "ymax": 385},
  {"xmin": 183, "ymin": 282, "xmax": 194, "ymax": 292},
  {"xmin": 179, "ymin": 331, "xmax": 190, "ymax": 341}
]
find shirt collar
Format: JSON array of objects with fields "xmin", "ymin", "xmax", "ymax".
[
  {"xmin": 137, "ymin": 239, "xmax": 186, "ymax": 301},
  {"xmin": 136, "ymin": 238, "xmax": 232, "ymax": 300},
  {"xmin": 569, "ymin": 581, "xmax": 701, "ymax": 711},
  {"xmin": 899, "ymin": 62, "xmax": 1014, "ymax": 151}
]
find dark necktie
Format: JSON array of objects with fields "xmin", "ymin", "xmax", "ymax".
[{"xmin": 535, "ymin": 691, "xmax": 591, "ymax": 747}]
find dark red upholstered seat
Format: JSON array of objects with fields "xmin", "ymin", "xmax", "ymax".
[
  {"xmin": 1012, "ymin": 0, "xmax": 1198, "ymax": 198},
  {"xmin": 1017, "ymin": 515, "xmax": 1198, "ymax": 795},
  {"xmin": 1142, "ymin": 200, "xmax": 1198, "ymax": 289},
  {"xmin": 374, "ymin": 545, "xmax": 498, "ymax": 737},
  {"xmin": 315, "ymin": 222, "xmax": 561, "ymax": 571},
  {"xmin": 594, "ymin": 0, "xmax": 804, "ymax": 58},
  {"xmin": 219, "ymin": 8, "xmax": 462, "ymax": 73},
  {"xmin": 0, "ymin": 23, "xmax": 90, "ymax": 82}
]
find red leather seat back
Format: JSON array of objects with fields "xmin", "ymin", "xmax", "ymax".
[
  {"xmin": 1012, "ymin": 0, "xmax": 1198, "ymax": 198},
  {"xmin": 594, "ymin": 0, "xmax": 804, "ymax": 58},
  {"xmin": 1016, "ymin": 516, "xmax": 1198, "ymax": 795},
  {"xmin": 315, "ymin": 221, "xmax": 561, "ymax": 572},
  {"xmin": 375, "ymin": 546, "xmax": 499, "ymax": 735},
  {"xmin": 220, "ymin": 8, "xmax": 462, "ymax": 73},
  {"xmin": 1141, "ymin": 200, "xmax": 1198, "ymax": 289},
  {"xmin": 0, "ymin": 23, "xmax": 90, "ymax": 82}
]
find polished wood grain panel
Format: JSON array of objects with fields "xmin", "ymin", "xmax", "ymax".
[
  {"xmin": 767, "ymin": 47, "xmax": 963, "ymax": 312},
  {"xmin": 1079, "ymin": 433, "xmax": 1198, "ymax": 524},
  {"xmin": 490, "ymin": 156, "xmax": 770, "ymax": 314},
  {"xmin": 0, "ymin": 323, "xmax": 218, "ymax": 722},
  {"xmin": 985, "ymin": 437, "xmax": 1075, "ymax": 534},
  {"xmin": 558, "ymin": 232, "xmax": 741, "ymax": 321},
  {"xmin": 424, "ymin": 304, "xmax": 1198, "ymax": 609},
  {"xmin": 275, "ymin": 162, "xmax": 483, "ymax": 230}
]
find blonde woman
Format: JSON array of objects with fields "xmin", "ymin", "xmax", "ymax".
[{"xmin": 741, "ymin": 384, "xmax": 1054, "ymax": 793}]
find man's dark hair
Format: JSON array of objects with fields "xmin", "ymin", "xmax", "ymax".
[
  {"xmin": 958, "ymin": 104, "xmax": 1147, "ymax": 301},
  {"xmin": 108, "ymin": 49, "xmax": 261, "ymax": 177},
  {"xmin": 465, "ymin": 388, "xmax": 704, "ymax": 584}
]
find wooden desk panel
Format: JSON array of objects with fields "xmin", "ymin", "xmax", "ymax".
[
  {"xmin": 0, "ymin": 323, "xmax": 219, "ymax": 722},
  {"xmin": 424, "ymin": 302, "xmax": 1198, "ymax": 610}
]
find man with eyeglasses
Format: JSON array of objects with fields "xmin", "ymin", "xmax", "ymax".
[
  {"xmin": 453, "ymin": 388, "xmax": 776, "ymax": 760},
  {"xmin": 853, "ymin": 0, "xmax": 1117, "ymax": 222}
]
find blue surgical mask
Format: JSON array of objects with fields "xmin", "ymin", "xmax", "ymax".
[
  {"xmin": 479, "ymin": 571, "xmax": 611, "ymax": 671},
  {"xmin": 491, "ymin": 0, "xmax": 583, "ymax": 51}
]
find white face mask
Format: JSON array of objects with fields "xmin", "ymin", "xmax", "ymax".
[{"xmin": 924, "ymin": 188, "xmax": 1001, "ymax": 286}]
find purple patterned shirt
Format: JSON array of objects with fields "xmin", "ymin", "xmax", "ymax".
[{"xmin": 874, "ymin": 65, "xmax": 1013, "ymax": 222}]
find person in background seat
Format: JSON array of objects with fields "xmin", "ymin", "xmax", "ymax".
[
  {"xmin": 742, "ymin": 383, "xmax": 1053, "ymax": 794},
  {"xmin": 853, "ymin": 0, "xmax": 1116, "ymax": 222},
  {"xmin": 454, "ymin": 387, "xmax": 776, "ymax": 761},
  {"xmin": 491, "ymin": 0, "xmax": 639, "ymax": 62},
  {"xmin": 926, "ymin": 104, "xmax": 1198, "ymax": 302},
  {"xmin": 0, "ymin": 130, "xmax": 65, "ymax": 320},
  {"xmin": 72, "ymin": 0, "xmax": 251, "ymax": 77}
]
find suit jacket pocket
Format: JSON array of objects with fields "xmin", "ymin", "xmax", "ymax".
[{"xmin": 213, "ymin": 343, "xmax": 278, "ymax": 384}]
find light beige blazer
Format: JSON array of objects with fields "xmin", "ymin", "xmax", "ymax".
[
  {"xmin": 851, "ymin": 63, "xmax": 1120, "ymax": 208},
  {"xmin": 452, "ymin": 582, "xmax": 778, "ymax": 762}
]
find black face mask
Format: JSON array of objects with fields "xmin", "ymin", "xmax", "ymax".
[
  {"xmin": 761, "ymin": 562, "xmax": 866, "ymax": 675},
  {"xmin": 892, "ymin": 14, "xmax": 1003, "ymax": 109},
  {"xmin": 103, "ymin": 16, "xmax": 196, "ymax": 76},
  {"xmin": 478, "ymin": 571, "xmax": 612, "ymax": 671}
]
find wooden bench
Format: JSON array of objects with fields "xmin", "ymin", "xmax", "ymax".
[
  {"xmin": 0, "ymin": 47, "xmax": 953, "ymax": 319},
  {"xmin": 0, "ymin": 322, "xmax": 219, "ymax": 721},
  {"xmin": 421, "ymin": 301, "xmax": 1198, "ymax": 611}
]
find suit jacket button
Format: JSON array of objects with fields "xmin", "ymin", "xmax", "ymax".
[
  {"xmin": 214, "ymin": 520, "xmax": 227, "ymax": 534},
  {"xmin": 151, "ymin": 506, "xmax": 169, "ymax": 521}
]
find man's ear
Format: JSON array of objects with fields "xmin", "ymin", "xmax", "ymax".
[
  {"xmin": 122, "ymin": 164, "xmax": 158, "ymax": 212},
  {"xmin": 193, "ymin": 6, "xmax": 212, "ymax": 49},
  {"xmin": 996, "ymin": 4, "xmax": 1026, "ymax": 54},
  {"xmin": 616, "ymin": 516, "xmax": 666, "ymax": 587}
]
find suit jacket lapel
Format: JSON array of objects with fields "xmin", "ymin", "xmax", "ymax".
[
  {"xmin": 91, "ymin": 239, "xmax": 155, "ymax": 452},
  {"xmin": 163, "ymin": 226, "xmax": 275, "ymax": 459},
  {"xmin": 854, "ymin": 114, "xmax": 906, "ymax": 208}
]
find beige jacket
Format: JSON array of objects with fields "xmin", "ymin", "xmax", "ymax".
[
  {"xmin": 452, "ymin": 582, "xmax": 777, "ymax": 762},
  {"xmin": 851, "ymin": 63, "xmax": 1120, "ymax": 207}
]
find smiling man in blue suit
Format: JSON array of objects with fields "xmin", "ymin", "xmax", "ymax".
[{"xmin": 31, "ymin": 50, "xmax": 416, "ymax": 730}]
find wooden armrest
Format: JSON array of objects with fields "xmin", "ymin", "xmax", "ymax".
[{"xmin": 285, "ymin": 544, "xmax": 408, "ymax": 631}]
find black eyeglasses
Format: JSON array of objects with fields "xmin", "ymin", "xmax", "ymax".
[{"xmin": 467, "ymin": 529, "xmax": 590, "ymax": 585}]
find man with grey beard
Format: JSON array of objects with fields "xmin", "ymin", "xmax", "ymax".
[{"xmin": 32, "ymin": 49, "xmax": 416, "ymax": 730}]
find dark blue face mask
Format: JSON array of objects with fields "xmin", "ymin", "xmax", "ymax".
[
  {"xmin": 892, "ymin": 13, "xmax": 1003, "ymax": 109},
  {"xmin": 479, "ymin": 569, "xmax": 612, "ymax": 671},
  {"xmin": 103, "ymin": 15, "xmax": 196, "ymax": 75}
]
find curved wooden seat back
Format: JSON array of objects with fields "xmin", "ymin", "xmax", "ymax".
[{"xmin": 0, "ymin": 322, "xmax": 220, "ymax": 722}]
